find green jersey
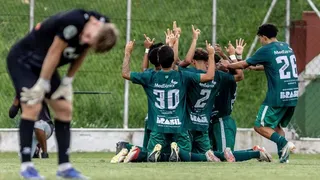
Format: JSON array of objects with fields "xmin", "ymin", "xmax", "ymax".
[
  {"xmin": 130, "ymin": 70, "xmax": 200, "ymax": 133},
  {"xmin": 246, "ymin": 41, "xmax": 298, "ymax": 107},
  {"xmin": 211, "ymin": 71, "xmax": 237, "ymax": 123},
  {"xmin": 183, "ymin": 67, "xmax": 220, "ymax": 131}
]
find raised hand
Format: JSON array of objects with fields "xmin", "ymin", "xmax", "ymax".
[
  {"xmin": 144, "ymin": 34, "xmax": 155, "ymax": 49},
  {"xmin": 125, "ymin": 40, "xmax": 135, "ymax": 55},
  {"xmin": 173, "ymin": 21, "xmax": 181, "ymax": 37},
  {"xmin": 235, "ymin": 38, "xmax": 247, "ymax": 55},
  {"xmin": 206, "ymin": 40, "xmax": 215, "ymax": 55},
  {"xmin": 225, "ymin": 41, "xmax": 236, "ymax": 55},
  {"xmin": 192, "ymin": 25, "xmax": 201, "ymax": 40}
]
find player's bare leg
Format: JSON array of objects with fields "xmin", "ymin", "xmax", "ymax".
[
  {"xmin": 20, "ymin": 103, "xmax": 45, "ymax": 180},
  {"xmin": 34, "ymin": 128, "xmax": 49, "ymax": 158},
  {"xmin": 47, "ymin": 99, "xmax": 88, "ymax": 180}
]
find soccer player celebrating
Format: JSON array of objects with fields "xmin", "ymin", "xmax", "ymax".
[
  {"xmin": 122, "ymin": 38, "xmax": 216, "ymax": 162},
  {"xmin": 222, "ymin": 23, "xmax": 298, "ymax": 163},
  {"xmin": 7, "ymin": 9, "xmax": 118, "ymax": 179}
]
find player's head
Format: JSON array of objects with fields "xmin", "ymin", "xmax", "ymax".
[
  {"xmin": 257, "ymin": 23, "xmax": 278, "ymax": 45},
  {"xmin": 81, "ymin": 17, "xmax": 119, "ymax": 53},
  {"xmin": 192, "ymin": 48, "xmax": 208, "ymax": 68},
  {"xmin": 157, "ymin": 45, "xmax": 174, "ymax": 69},
  {"xmin": 148, "ymin": 43, "xmax": 164, "ymax": 67},
  {"xmin": 216, "ymin": 59, "xmax": 230, "ymax": 72}
]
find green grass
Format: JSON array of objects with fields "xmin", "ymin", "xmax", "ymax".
[
  {"xmin": 0, "ymin": 153, "xmax": 320, "ymax": 180},
  {"xmin": 0, "ymin": 0, "xmax": 320, "ymax": 128}
]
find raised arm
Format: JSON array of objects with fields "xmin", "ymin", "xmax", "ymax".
[
  {"xmin": 181, "ymin": 25, "xmax": 201, "ymax": 67},
  {"xmin": 173, "ymin": 21, "xmax": 181, "ymax": 64},
  {"xmin": 200, "ymin": 41, "xmax": 216, "ymax": 82},
  {"xmin": 225, "ymin": 39, "xmax": 245, "ymax": 82},
  {"xmin": 142, "ymin": 34, "xmax": 154, "ymax": 71},
  {"xmin": 122, "ymin": 40, "xmax": 135, "ymax": 80},
  {"xmin": 214, "ymin": 44, "xmax": 229, "ymax": 60}
]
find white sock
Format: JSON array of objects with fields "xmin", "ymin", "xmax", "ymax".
[
  {"xmin": 21, "ymin": 162, "xmax": 34, "ymax": 171},
  {"xmin": 58, "ymin": 163, "xmax": 72, "ymax": 172}
]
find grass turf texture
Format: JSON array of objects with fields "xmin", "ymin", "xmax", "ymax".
[
  {"xmin": 0, "ymin": 152, "xmax": 320, "ymax": 180},
  {"xmin": 0, "ymin": 0, "xmax": 320, "ymax": 128}
]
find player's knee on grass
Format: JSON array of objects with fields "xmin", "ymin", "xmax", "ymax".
[{"xmin": 21, "ymin": 103, "xmax": 42, "ymax": 120}]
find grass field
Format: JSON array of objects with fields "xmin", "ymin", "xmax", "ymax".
[{"xmin": 0, "ymin": 152, "xmax": 320, "ymax": 180}]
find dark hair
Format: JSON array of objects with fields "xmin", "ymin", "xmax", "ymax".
[
  {"xmin": 193, "ymin": 48, "xmax": 208, "ymax": 61},
  {"xmin": 214, "ymin": 54, "xmax": 221, "ymax": 63},
  {"xmin": 257, "ymin": 23, "xmax": 278, "ymax": 39},
  {"xmin": 148, "ymin": 43, "xmax": 164, "ymax": 67},
  {"xmin": 157, "ymin": 45, "xmax": 174, "ymax": 68}
]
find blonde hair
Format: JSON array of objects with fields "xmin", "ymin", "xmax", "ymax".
[{"xmin": 94, "ymin": 23, "xmax": 119, "ymax": 53}]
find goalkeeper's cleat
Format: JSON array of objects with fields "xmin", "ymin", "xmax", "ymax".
[
  {"xmin": 147, "ymin": 144, "xmax": 162, "ymax": 162},
  {"xmin": 280, "ymin": 141, "xmax": 296, "ymax": 163},
  {"xmin": 56, "ymin": 167, "xmax": 89, "ymax": 180},
  {"xmin": 41, "ymin": 152, "xmax": 49, "ymax": 159},
  {"xmin": 205, "ymin": 150, "xmax": 221, "ymax": 162},
  {"xmin": 115, "ymin": 141, "xmax": 129, "ymax": 154},
  {"xmin": 20, "ymin": 166, "xmax": 45, "ymax": 180},
  {"xmin": 169, "ymin": 142, "xmax": 181, "ymax": 162},
  {"xmin": 224, "ymin": 147, "xmax": 235, "ymax": 162},
  {"xmin": 110, "ymin": 148, "xmax": 128, "ymax": 163},
  {"xmin": 124, "ymin": 146, "xmax": 141, "ymax": 163},
  {"xmin": 253, "ymin": 145, "xmax": 272, "ymax": 162}
]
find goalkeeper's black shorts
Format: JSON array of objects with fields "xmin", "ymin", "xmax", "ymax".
[{"xmin": 6, "ymin": 50, "xmax": 61, "ymax": 99}]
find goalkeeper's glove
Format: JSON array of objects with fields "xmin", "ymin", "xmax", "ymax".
[
  {"xmin": 20, "ymin": 78, "xmax": 50, "ymax": 105},
  {"xmin": 51, "ymin": 76, "xmax": 73, "ymax": 102}
]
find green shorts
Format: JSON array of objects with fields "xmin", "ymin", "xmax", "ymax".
[
  {"xmin": 142, "ymin": 119, "xmax": 151, "ymax": 151},
  {"xmin": 209, "ymin": 116, "xmax": 237, "ymax": 152},
  {"xmin": 189, "ymin": 131, "xmax": 211, "ymax": 154},
  {"xmin": 254, "ymin": 105, "xmax": 295, "ymax": 129},
  {"xmin": 147, "ymin": 131, "xmax": 191, "ymax": 153}
]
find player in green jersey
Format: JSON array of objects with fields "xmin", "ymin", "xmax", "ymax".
[
  {"xmin": 121, "ymin": 36, "xmax": 216, "ymax": 162},
  {"xmin": 223, "ymin": 24, "xmax": 298, "ymax": 163},
  {"xmin": 209, "ymin": 40, "xmax": 245, "ymax": 152}
]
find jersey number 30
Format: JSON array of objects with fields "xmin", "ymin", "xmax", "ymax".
[
  {"xmin": 276, "ymin": 55, "xmax": 298, "ymax": 79},
  {"xmin": 153, "ymin": 89, "xmax": 179, "ymax": 110}
]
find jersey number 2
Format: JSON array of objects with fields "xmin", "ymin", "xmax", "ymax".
[
  {"xmin": 276, "ymin": 55, "xmax": 298, "ymax": 79},
  {"xmin": 153, "ymin": 89, "xmax": 179, "ymax": 110},
  {"xmin": 194, "ymin": 89, "xmax": 211, "ymax": 108}
]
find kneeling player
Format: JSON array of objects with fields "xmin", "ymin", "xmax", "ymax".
[
  {"xmin": 10, "ymin": 97, "xmax": 53, "ymax": 159},
  {"xmin": 7, "ymin": 9, "xmax": 118, "ymax": 179}
]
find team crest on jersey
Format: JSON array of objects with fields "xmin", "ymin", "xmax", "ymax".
[{"xmin": 63, "ymin": 25, "xmax": 78, "ymax": 40}]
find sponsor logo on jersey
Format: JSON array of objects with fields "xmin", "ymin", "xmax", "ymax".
[
  {"xmin": 274, "ymin": 49, "xmax": 292, "ymax": 55},
  {"xmin": 280, "ymin": 90, "xmax": 298, "ymax": 99},
  {"xmin": 156, "ymin": 117, "xmax": 181, "ymax": 125},
  {"xmin": 154, "ymin": 80, "xmax": 178, "ymax": 88},
  {"xmin": 199, "ymin": 81, "xmax": 216, "ymax": 88},
  {"xmin": 190, "ymin": 114, "xmax": 208, "ymax": 123},
  {"xmin": 63, "ymin": 47, "xmax": 80, "ymax": 59}
]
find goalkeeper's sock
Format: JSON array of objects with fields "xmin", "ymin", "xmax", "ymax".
[
  {"xmin": 178, "ymin": 148, "xmax": 191, "ymax": 161},
  {"xmin": 55, "ymin": 119, "xmax": 71, "ymax": 164},
  {"xmin": 190, "ymin": 152, "xmax": 207, "ymax": 162},
  {"xmin": 270, "ymin": 132, "xmax": 288, "ymax": 158},
  {"xmin": 19, "ymin": 119, "xmax": 35, "ymax": 163},
  {"xmin": 232, "ymin": 151, "xmax": 260, "ymax": 162}
]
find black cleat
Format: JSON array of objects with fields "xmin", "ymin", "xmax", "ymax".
[
  {"xmin": 41, "ymin": 152, "xmax": 49, "ymax": 159},
  {"xmin": 115, "ymin": 141, "xmax": 129, "ymax": 154},
  {"xmin": 147, "ymin": 144, "xmax": 162, "ymax": 162}
]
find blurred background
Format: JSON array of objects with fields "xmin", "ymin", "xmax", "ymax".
[{"xmin": 0, "ymin": 0, "xmax": 319, "ymax": 138}]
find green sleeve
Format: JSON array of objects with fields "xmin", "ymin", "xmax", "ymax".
[
  {"xmin": 182, "ymin": 71, "xmax": 201, "ymax": 84},
  {"xmin": 130, "ymin": 71, "xmax": 151, "ymax": 85},
  {"xmin": 246, "ymin": 46, "xmax": 269, "ymax": 65}
]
